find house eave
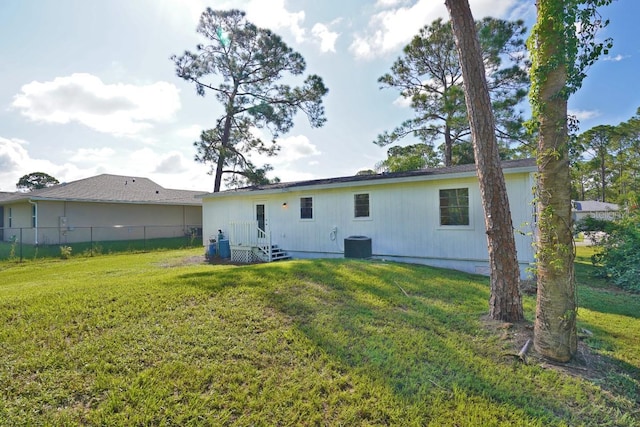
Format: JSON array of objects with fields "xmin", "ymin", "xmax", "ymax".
[{"xmin": 20, "ymin": 196, "xmax": 201, "ymax": 206}]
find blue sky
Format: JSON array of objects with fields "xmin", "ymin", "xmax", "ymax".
[{"xmin": 0, "ymin": 0, "xmax": 637, "ymax": 192}]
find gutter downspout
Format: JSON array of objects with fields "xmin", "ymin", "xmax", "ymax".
[{"xmin": 28, "ymin": 199, "xmax": 38, "ymax": 245}]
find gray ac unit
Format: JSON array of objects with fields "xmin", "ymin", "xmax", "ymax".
[{"xmin": 344, "ymin": 236, "xmax": 372, "ymax": 259}]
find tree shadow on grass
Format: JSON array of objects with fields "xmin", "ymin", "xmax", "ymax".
[{"xmin": 173, "ymin": 259, "xmax": 638, "ymax": 425}]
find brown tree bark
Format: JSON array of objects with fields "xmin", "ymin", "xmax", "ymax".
[
  {"xmin": 445, "ymin": 0, "xmax": 524, "ymax": 322},
  {"xmin": 530, "ymin": 0, "xmax": 577, "ymax": 362}
]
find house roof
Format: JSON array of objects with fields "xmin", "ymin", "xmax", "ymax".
[
  {"xmin": 0, "ymin": 192, "xmax": 14, "ymax": 202},
  {"xmin": 573, "ymin": 200, "xmax": 619, "ymax": 212},
  {"xmin": 0, "ymin": 174, "xmax": 204, "ymax": 206},
  {"xmin": 201, "ymin": 158, "xmax": 537, "ymax": 199}
]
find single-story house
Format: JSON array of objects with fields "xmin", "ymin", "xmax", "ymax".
[
  {"xmin": 200, "ymin": 158, "xmax": 537, "ymax": 278},
  {"xmin": 572, "ymin": 200, "xmax": 620, "ymax": 222},
  {"xmin": 0, "ymin": 174, "xmax": 203, "ymax": 245}
]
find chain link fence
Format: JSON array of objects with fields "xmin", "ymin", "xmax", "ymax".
[{"xmin": 0, "ymin": 225, "xmax": 202, "ymax": 261}]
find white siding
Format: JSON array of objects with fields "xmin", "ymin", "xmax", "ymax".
[{"xmin": 202, "ymin": 171, "xmax": 536, "ymax": 277}]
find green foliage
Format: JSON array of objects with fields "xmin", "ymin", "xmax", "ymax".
[
  {"xmin": 8, "ymin": 238, "xmax": 17, "ymax": 260},
  {"xmin": 377, "ymin": 17, "xmax": 530, "ymax": 168},
  {"xmin": 375, "ymin": 143, "xmax": 440, "ymax": 172},
  {"xmin": 528, "ymin": 0, "xmax": 613, "ymax": 119},
  {"xmin": 0, "ymin": 250, "xmax": 638, "ymax": 425},
  {"xmin": 16, "ymin": 172, "xmax": 59, "ymax": 191},
  {"xmin": 570, "ymin": 107, "xmax": 640, "ymax": 205},
  {"xmin": 59, "ymin": 246, "xmax": 72, "ymax": 259},
  {"xmin": 172, "ymin": 9, "xmax": 328, "ymax": 191},
  {"xmin": 593, "ymin": 209, "xmax": 640, "ymax": 292},
  {"xmin": 355, "ymin": 169, "xmax": 376, "ymax": 176}
]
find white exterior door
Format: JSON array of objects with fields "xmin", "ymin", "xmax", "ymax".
[{"xmin": 255, "ymin": 201, "xmax": 268, "ymax": 245}]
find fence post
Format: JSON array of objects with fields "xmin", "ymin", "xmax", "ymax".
[
  {"xmin": 90, "ymin": 227, "xmax": 93, "ymax": 257},
  {"xmin": 144, "ymin": 226, "xmax": 147, "ymax": 251},
  {"xmin": 20, "ymin": 228, "xmax": 23, "ymax": 262}
]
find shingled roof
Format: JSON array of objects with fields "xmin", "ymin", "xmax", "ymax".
[
  {"xmin": 202, "ymin": 158, "xmax": 537, "ymax": 197},
  {"xmin": 1, "ymin": 174, "xmax": 204, "ymax": 205},
  {"xmin": 0, "ymin": 192, "xmax": 14, "ymax": 202}
]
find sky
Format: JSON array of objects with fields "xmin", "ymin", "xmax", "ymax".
[{"xmin": 1, "ymin": 0, "xmax": 638, "ymax": 193}]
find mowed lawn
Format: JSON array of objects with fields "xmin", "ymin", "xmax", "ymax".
[{"xmin": 0, "ymin": 248, "xmax": 638, "ymax": 426}]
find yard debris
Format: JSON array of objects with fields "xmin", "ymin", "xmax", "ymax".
[
  {"xmin": 504, "ymin": 338, "xmax": 532, "ymax": 364},
  {"xmin": 394, "ymin": 281, "xmax": 411, "ymax": 297}
]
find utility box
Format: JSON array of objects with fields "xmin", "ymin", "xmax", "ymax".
[
  {"xmin": 344, "ymin": 236, "xmax": 372, "ymax": 259},
  {"xmin": 218, "ymin": 239, "xmax": 231, "ymax": 258}
]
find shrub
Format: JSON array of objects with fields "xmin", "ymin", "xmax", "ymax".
[
  {"xmin": 594, "ymin": 209, "xmax": 640, "ymax": 292},
  {"xmin": 60, "ymin": 246, "xmax": 73, "ymax": 259}
]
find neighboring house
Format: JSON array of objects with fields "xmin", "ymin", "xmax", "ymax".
[
  {"xmin": 572, "ymin": 200, "xmax": 620, "ymax": 222},
  {"xmin": 0, "ymin": 192, "xmax": 13, "ymax": 241},
  {"xmin": 0, "ymin": 174, "xmax": 203, "ymax": 245},
  {"xmin": 200, "ymin": 158, "xmax": 537, "ymax": 278}
]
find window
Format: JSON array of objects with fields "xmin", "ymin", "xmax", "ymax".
[
  {"xmin": 439, "ymin": 188, "xmax": 469, "ymax": 226},
  {"xmin": 354, "ymin": 193, "xmax": 370, "ymax": 218},
  {"xmin": 32, "ymin": 205, "xmax": 37, "ymax": 227},
  {"xmin": 8, "ymin": 208, "xmax": 12, "ymax": 228},
  {"xmin": 300, "ymin": 197, "xmax": 313, "ymax": 219}
]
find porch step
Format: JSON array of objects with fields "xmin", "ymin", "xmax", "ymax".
[{"xmin": 258, "ymin": 244, "xmax": 291, "ymax": 262}]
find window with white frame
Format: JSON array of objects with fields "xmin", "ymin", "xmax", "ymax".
[
  {"xmin": 439, "ymin": 188, "xmax": 469, "ymax": 226},
  {"xmin": 8, "ymin": 208, "xmax": 12, "ymax": 228},
  {"xmin": 354, "ymin": 193, "xmax": 370, "ymax": 218},
  {"xmin": 300, "ymin": 196, "xmax": 313, "ymax": 219}
]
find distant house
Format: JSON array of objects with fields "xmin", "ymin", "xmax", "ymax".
[
  {"xmin": 572, "ymin": 200, "xmax": 620, "ymax": 222},
  {"xmin": 200, "ymin": 158, "xmax": 537, "ymax": 278},
  {"xmin": 0, "ymin": 175, "xmax": 203, "ymax": 245}
]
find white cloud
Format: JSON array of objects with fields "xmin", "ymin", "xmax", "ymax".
[
  {"xmin": 154, "ymin": 151, "xmax": 191, "ymax": 174},
  {"xmin": 568, "ymin": 109, "xmax": 600, "ymax": 121},
  {"xmin": 245, "ymin": 0, "xmax": 306, "ymax": 43},
  {"xmin": 392, "ymin": 95, "xmax": 412, "ymax": 108},
  {"xmin": 0, "ymin": 137, "xmax": 85, "ymax": 191},
  {"xmin": 350, "ymin": 0, "xmax": 519, "ymax": 60},
  {"xmin": 312, "ymin": 23, "xmax": 339, "ymax": 53},
  {"xmin": 0, "ymin": 137, "xmax": 30, "ymax": 175},
  {"xmin": 603, "ymin": 54, "xmax": 627, "ymax": 62},
  {"xmin": 245, "ymin": 133, "xmax": 321, "ymax": 182},
  {"xmin": 375, "ymin": 0, "xmax": 408, "ymax": 7},
  {"xmin": 67, "ymin": 147, "xmax": 117, "ymax": 164},
  {"xmin": 175, "ymin": 124, "xmax": 203, "ymax": 140},
  {"xmin": 12, "ymin": 73, "xmax": 181, "ymax": 137},
  {"xmin": 276, "ymin": 134, "xmax": 321, "ymax": 162},
  {"xmin": 0, "ymin": 135, "xmax": 210, "ymax": 192}
]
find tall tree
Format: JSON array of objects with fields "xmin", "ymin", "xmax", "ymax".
[
  {"xmin": 577, "ymin": 124, "xmax": 616, "ymax": 202},
  {"xmin": 612, "ymin": 109, "xmax": 640, "ymax": 205},
  {"xmin": 528, "ymin": 0, "xmax": 612, "ymax": 362},
  {"xmin": 172, "ymin": 9, "xmax": 328, "ymax": 192},
  {"xmin": 16, "ymin": 172, "xmax": 59, "ymax": 191},
  {"xmin": 445, "ymin": 0, "xmax": 524, "ymax": 322},
  {"xmin": 376, "ymin": 17, "xmax": 529, "ymax": 167}
]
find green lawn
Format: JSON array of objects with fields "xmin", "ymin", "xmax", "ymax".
[{"xmin": 0, "ymin": 248, "xmax": 638, "ymax": 426}]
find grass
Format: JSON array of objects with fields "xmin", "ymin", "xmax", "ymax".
[
  {"xmin": 0, "ymin": 247, "xmax": 638, "ymax": 426},
  {"xmin": 575, "ymin": 245, "xmax": 640, "ymax": 391},
  {"xmin": 0, "ymin": 235, "xmax": 202, "ymax": 261}
]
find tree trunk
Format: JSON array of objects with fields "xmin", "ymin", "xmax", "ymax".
[
  {"xmin": 600, "ymin": 149, "xmax": 606, "ymax": 202},
  {"xmin": 213, "ymin": 86, "xmax": 239, "ymax": 193},
  {"xmin": 531, "ymin": 0, "xmax": 577, "ymax": 362},
  {"xmin": 445, "ymin": 0, "xmax": 524, "ymax": 322},
  {"xmin": 444, "ymin": 123, "xmax": 453, "ymax": 167}
]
